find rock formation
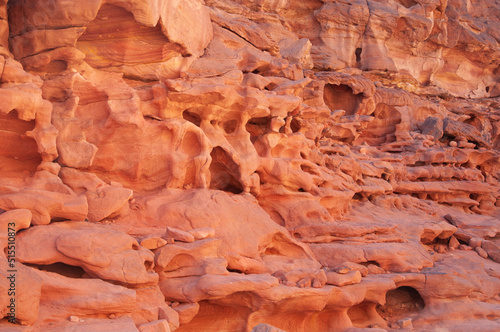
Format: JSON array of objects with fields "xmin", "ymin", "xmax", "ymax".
[{"xmin": 0, "ymin": 0, "xmax": 499, "ymax": 331}]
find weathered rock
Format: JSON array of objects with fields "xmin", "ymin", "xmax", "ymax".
[
  {"xmin": 48, "ymin": 317, "xmax": 139, "ymax": 332},
  {"xmin": 140, "ymin": 235, "xmax": 168, "ymax": 250},
  {"xmin": 420, "ymin": 117, "xmax": 444, "ymax": 140},
  {"xmin": 172, "ymin": 302, "xmax": 200, "ymax": 326},
  {"xmin": 468, "ymin": 237, "xmax": 483, "ymax": 249},
  {"xmin": 449, "ymin": 235, "xmax": 461, "ymax": 249},
  {"xmin": 475, "ymin": 247, "xmax": 488, "ymax": 259},
  {"xmin": 443, "ymin": 118, "xmax": 490, "ymax": 148},
  {"xmin": 251, "ymin": 323, "xmax": 288, "ymax": 332},
  {"xmin": 325, "ymin": 270, "xmax": 362, "ymax": 287},
  {"xmin": 187, "ymin": 227, "xmax": 216, "ymax": 240},
  {"xmin": 482, "ymin": 241, "xmax": 500, "ymax": 263},
  {"xmin": 158, "ymin": 305, "xmax": 180, "ymax": 331},
  {"xmin": 138, "ymin": 320, "xmax": 171, "ymax": 332},
  {"xmin": 32, "ymin": 267, "xmax": 137, "ymax": 322},
  {"xmin": 16, "ymin": 222, "xmax": 158, "ymax": 286},
  {"xmin": 164, "ymin": 227, "xmax": 195, "ymax": 243}
]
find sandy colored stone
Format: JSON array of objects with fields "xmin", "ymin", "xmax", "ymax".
[
  {"xmin": 448, "ymin": 235, "xmax": 460, "ymax": 249},
  {"xmin": 48, "ymin": 317, "xmax": 139, "ymax": 332},
  {"xmin": 16, "ymin": 222, "xmax": 158, "ymax": 286},
  {"xmin": 187, "ymin": 227, "xmax": 216, "ymax": 240},
  {"xmin": 138, "ymin": 319, "xmax": 171, "ymax": 332},
  {"xmin": 164, "ymin": 227, "xmax": 195, "ymax": 243},
  {"xmin": 172, "ymin": 302, "xmax": 200, "ymax": 326},
  {"xmin": 468, "ymin": 237, "xmax": 483, "ymax": 249},
  {"xmin": 325, "ymin": 270, "xmax": 362, "ymax": 287},
  {"xmin": 251, "ymin": 323, "xmax": 287, "ymax": 332},
  {"xmin": 481, "ymin": 241, "xmax": 500, "ymax": 263},
  {"xmin": 158, "ymin": 305, "xmax": 180, "ymax": 331},
  {"xmin": 140, "ymin": 235, "xmax": 168, "ymax": 250},
  {"xmin": 31, "ymin": 267, "xmax": 136, "ymax": 322},
  {"xmin": 475, "ymin": 247, "xmax": 488, "ymax": 259}
]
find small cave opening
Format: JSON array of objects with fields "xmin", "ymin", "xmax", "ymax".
[
  {"xmin": 323, "ymin": 84, "xmax": 360, "ymax": 116},
  {"xmin": 300, "ymin": 164, "xmax": 318, "ymax": 176},
  {"xmin": 222, "ymin": 119, "xmax": 238, "ymax": 134},
  {"xmin": 183, "ymin": 110, "xmax": 202, "ymax": 127},
  {"xmin": 209, "ymin": 147, "xmax": 243, "ymax": 194},
  {"xmin": 358, "ymin": 104, "xmax": 401, "ymax": 145},
  {"xmin": 396, "ymin": 0, "xmax": 418, "ymax": 8},
  {"xmin": 355, "ymin": 48, "xmax": 362, "ymax": 64},
  {"xmin": 25, "ymin": 262, "xmax": 88, "ymax": 279},
  {"xmin": 348, "ymin": 301, "xmax": 387, "ymax": 328},
  {"xmin": 264, "ymin": 247, "xmax": 280, "ymax": 255},
  {"xmin": 359, "ymin": 260, "xmax": 380, "ymax": 267},
  {"xmin": 290, "ymin": 117, "xmax": 301, "ymax": 133},
  {"xmin": 352, "ymin": 193, "xmax": 365, "ymax": 201},
  {"xmin": 246, "ymin": 116, "xmax": 271, "ymax": 143},
  {"xmin": 0, "ymin": 110, "xmax": 41, "ymax": 175},
  {"xmin": 376, "ymin": 286, "xmax": 425, "ymax": 322}
]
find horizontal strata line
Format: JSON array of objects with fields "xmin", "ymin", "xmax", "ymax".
[
  {"xmin": 19, "ymin": 47, "xmax": 60, "ymax": 59},
  {"xmin": 10, "ymin": 25, "xmax": 86, "ymax": 38}
]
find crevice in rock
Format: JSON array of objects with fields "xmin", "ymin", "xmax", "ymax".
[
  {"xmin": 376, "ymin": 286, "xmax": 425, "ymax": 323},
  {"xmin": 348, "ymin": 301, "xmax": 386, "ymax": 328},
  {"xmin": 246, "ymin": 116, "xmax": 271, "ymax": 143},
  {"xmin": 359, "ymin": 260, "xmax": 380, "ymax": 267},
  {"xmin": 209, "ymin": 146, "xmax": 243, "ymax": 194},
  {"xmin": 396, "ymin": 0, "xmax": 418, "ymax": 8},
  {"xmin": 355, "ymin": 47, "xmax": 362, "ymax": 64},
  {"xmin": 359, "ymin": 104, "xmax": 401, "ymax": 145},
  {"xmin": 323, "ymin": 84, "xmax": 361, "ymax": 116},
  {"xmin": 183, "ymin": 110, "xmax": 202, "ymax": 127},
  {"xmin": 25, "ymin": 262, "xmax": 88, "ymax": 279},
  {"xmin": 0, "ymin": 110, "xmax": 41, "ymax": 174}
]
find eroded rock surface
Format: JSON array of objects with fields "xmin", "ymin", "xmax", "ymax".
[{"xmin": 1, "ymin": 0, "xmax": 499, "ymax": 331}]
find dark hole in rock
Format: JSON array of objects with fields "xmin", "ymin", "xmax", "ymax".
[
  {"xmin": 300, "ymin": 164, "xmax": 317, "ymax": 175},
  {"xmin": 246, "ymin": 116, "xmax": 271, "ymax": 143},
  {"xmin": 0, "ymin": 110, "xmax": 41, "ymax": 175},
  {"xmin": 348, "ymin": 301, "xmax": 387, "ymax": 328},
  {"xmin": 209, "ymin": 147, "xmax": 243, "ymax": 194},
  {"xmin": 26, "ymin": 262, "xmax": 88, "ymax": 279},
  {"xmin": 359, "ymin": 260, "xmax": 380, "ymax": 267},
  {"xmin": 183, "ymin": 110, "xmax": 202, "ymax": 127},
  {"xmin": 323, "ymin": 84, "xmax": 360, "ymax": 116},
  {"xmin": 264, "ymin": 247, "xmax": 280, "ymax": 255},
  {"xmin": 352, "ymin": 193, "xmax": 364, "ymax": 200},
  {"xmin": 144, "ymin": 260, "xmax": 154, "ymax": 271},
  {"xmin": 290, "ymin": 118, "xmax": 301, "ymax": 133},
  {"xmin": 396, "ymin": 0, "xmax": 418, "ymax": 8},
  {"xmin": 355, "ymin": 48, "xmax": 362, "ymax": 63},
  {"xmin": 376, "ymin": 286, "xmax": 425, "ymax": 323},
  {"xmin": 223, "ymin": 119, "xmax": 238, "ymax": 134}
]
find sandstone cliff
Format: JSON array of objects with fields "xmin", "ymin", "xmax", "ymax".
[{"xmin": 0, "ymin": 0, "xmax": 499, "ymax": 331}]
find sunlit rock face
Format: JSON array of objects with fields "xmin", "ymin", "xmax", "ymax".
[{"xmin": 0, "ymin": 0, "xmax": 499, "ymax": 331}]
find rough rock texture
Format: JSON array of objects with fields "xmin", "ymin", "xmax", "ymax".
[{"xmin": 1, "ymin": 0, "xmax": 500, "ymax": 331}]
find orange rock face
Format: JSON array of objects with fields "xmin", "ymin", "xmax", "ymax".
[{"xmin": 1, "ymin": 0, "xmax": 499, "ymax": 331}]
